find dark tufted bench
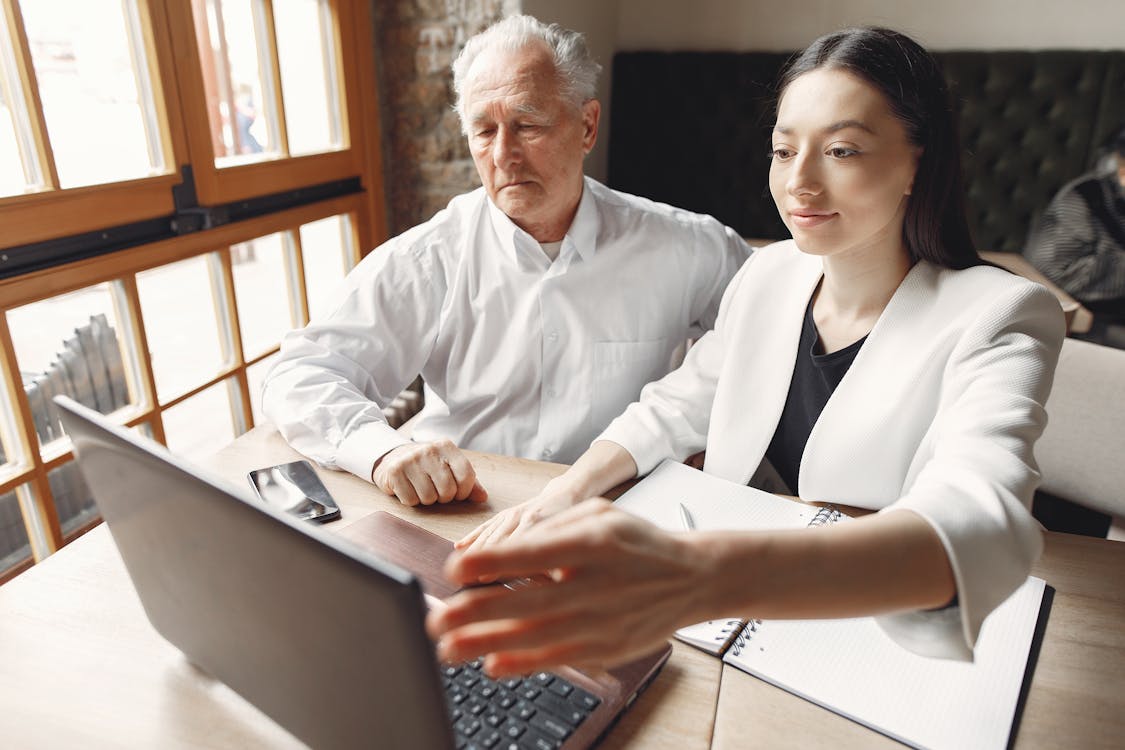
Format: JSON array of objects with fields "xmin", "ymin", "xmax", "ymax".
[{"xmin": 607, "ymin": 50, "xmax": 1125, "ymax": 253}]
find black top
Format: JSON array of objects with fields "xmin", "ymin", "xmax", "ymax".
[{"xmin": 764, "ymin": 299, "xmax": 866, "ymax": 493}]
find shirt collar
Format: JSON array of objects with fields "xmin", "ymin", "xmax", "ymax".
[{"xmin": 484, "ymin": 177, "xmax": 599, "ymax": 267}]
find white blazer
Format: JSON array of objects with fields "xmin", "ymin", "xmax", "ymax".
[{"xmin": 599, "ymin": 240, "xmax": 1066, "ymax": 658}]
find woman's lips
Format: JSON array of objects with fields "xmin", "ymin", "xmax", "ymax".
[{"xmin": 789, "ymin": 211, "xmax": 838, "ymax": 228}]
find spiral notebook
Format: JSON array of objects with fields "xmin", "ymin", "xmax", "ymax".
[{"xmin": 613, "ymin": 460, "xmax": 1046, "ymax": 750}]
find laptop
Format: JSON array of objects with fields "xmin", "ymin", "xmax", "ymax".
[{"xmin": 55, "ymin": 396, "xmax": 671, "ymax": 750}]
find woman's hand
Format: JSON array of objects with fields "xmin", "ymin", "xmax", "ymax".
[
  {"xmin": 427, "ymin": 499, "xmax": 716, "ymax": 676},
  {"xmin": 455, "ymin": 440, "xmax": 640, "ymax": 553},
  {"xmin": 454, "ymin": 480, "xmax": 582, "ymax": 553}
]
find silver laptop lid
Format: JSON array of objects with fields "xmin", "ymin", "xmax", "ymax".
[{"xmin": 55, "ymin": 396, "xmax": 454, "ymax": 750}]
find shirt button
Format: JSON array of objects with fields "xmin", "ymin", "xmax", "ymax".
[
  {"xmin": 546, "ymin": 388, "xmax": 556, "ymax": 398},
  {"xmin": 547, "ymin": 331, "xmax": 559, "ymax": 342},
  {"xmin": 541, "ymin": 449, "xmax": 553, "ymax": 459}
]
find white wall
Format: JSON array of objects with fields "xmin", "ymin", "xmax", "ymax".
[
  {"xmin": 617, "ymin": 0, "xmax": 1125, "ymax": 51},
  {"xmin": 522, "ymin": 0, "xmax": 621, "ymax": 182}
]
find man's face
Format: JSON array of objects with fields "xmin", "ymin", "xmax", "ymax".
[{"xmin": 462, "ymin": 43, "xmax": 599, "ymax": 242}]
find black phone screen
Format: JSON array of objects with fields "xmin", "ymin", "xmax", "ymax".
[{"xmin": 247, "ymin": 460, "xmax": 341, "ymax": 523}]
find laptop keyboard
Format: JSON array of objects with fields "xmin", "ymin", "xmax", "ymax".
[{"xmin": 443, "ymin": 659, "xmax": 601, "ymax": 750}]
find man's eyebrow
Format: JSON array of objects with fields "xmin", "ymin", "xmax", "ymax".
[
  {"xmin": 773, "ymin": 120, "xmax": 876, "ymax": 136},
  {"xmin": 470, "ymin": 102, "xmax": 545, "ymax": 123}
]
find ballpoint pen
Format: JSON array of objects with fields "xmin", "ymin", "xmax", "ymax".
[{"xmin": 678, "ymin": 502, "xmax": 696, "ymax": 531}]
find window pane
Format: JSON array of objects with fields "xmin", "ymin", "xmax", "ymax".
[
  {"xmin": 0, "ymin": 85, "xmax": 25, "ymax": 196},
  {"xmin": 0, "ymin": 367, "xmax": 24, "ymax": 473},
  {"xmin": 231, "ymin": 233, "xmax": 293, "ymax": 359},
  {"xmin": 0, "ymin": 485, "xmax": 32, "ymax": 576},
  {"xmin": 7, "ymin": 284, "xmax": 137, "ymax": 449},
  {"xmin": 0, "ymin": 8, "xmax": 41, "ymax": 196},
  {"xmin": 18, "ymin": 0, "xmax": 164, "ymax": 187},
  {"xmin": 274, "ymin": 0, "xmax": 341, "ymax": 156},
  {"xmin": 301, "ymin": 215, "xmax": 355, "ymax": 321},
  {"xmin": 162, "ymin": 379, "xmax": 236, "ymax": 461},
  {"xmin": 194, "ymin": 0, "xmax": 279, "ymax": 164},
  {"xmin": 246, "ymin": 351, "xmax": 280, "ymax": 427},
  {"xmin": 48, "ymin": 461, "xmax": 97, "ymax": 538},
  {"xmin": 137, "ymin": 256, "xmax": 228, "ymax": 402}
]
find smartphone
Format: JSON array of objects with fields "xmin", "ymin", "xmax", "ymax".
[{"xmin": 247, "ymin": 460, "xmax": 341, "ymax": 523}]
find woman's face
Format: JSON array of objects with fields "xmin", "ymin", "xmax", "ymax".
[{"xmin": 769, "ymin": 68, "xmax": 920, "ymax": 261}]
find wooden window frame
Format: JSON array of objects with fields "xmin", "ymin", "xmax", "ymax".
[
  {"xmin": 0, "ymin": 0, "xmax": 387, "ymax": 582},
  {"xmin": 0, "ymin": 0, "xmax": 188, "ymax": 248},
  {"xmin": 168, "ymin": 0, "xmax": 367, "ymax": 206},
  {"xmin": 0, "ymin": 194, "xmax": 364, "ymax": 569}
]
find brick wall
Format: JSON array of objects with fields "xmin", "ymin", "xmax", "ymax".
[{"xmin": 373, "ymin": 0, "xmax": 521, "ymax": 237}]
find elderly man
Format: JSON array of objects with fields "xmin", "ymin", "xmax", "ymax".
[{"xmin": 263, "ymin": 15, "xmax": 750, "ymax": 506}]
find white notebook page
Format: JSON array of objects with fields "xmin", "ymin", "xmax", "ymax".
[
  {"xmin": 613, "ymin": 459, "xmax": 824, "ymax": 533},
  {"xmin": 724, "ymin": 577, "xmax": 1044, "ymax": 750}
]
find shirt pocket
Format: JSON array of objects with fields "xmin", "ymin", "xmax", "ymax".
[{"xmin": 591, "ymin": 338, "xmax": 675, "ymax": 426}]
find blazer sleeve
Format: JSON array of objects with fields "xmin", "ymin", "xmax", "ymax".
[
  {"xmin": 877, "ymin": 280, "xmax": 1065, "ymax": 659},
  {"xmin": 596, "ymin": 252, "xmax": 758, "ymax": 474}
]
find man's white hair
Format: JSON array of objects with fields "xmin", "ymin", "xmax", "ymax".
[{"xmin": 451, "ymin": 14, "xmax": 601, "ymax": 132}]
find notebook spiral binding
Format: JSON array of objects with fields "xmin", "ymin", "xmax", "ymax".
[
  {"xmin": 808, "ymin": 505, "xmax": 842, "ymax": 527},
  {"xmin": 713, "ymin": 619, "xmax": 745, "ymax": 642},
  {"xmin": 729, "ymin": 619, "xmax": 763, "ymax": 657}
]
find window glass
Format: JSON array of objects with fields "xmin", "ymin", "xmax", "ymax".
[
  {"xmin": 162, "ymin": 379, "xmax": 237, "ymax": 461},
  {"xmin": 6, "ymin": 283, "xmax": 137, "ymax": 449},
  {"xmin": 18, "ymin": 0, "xmax": 164, "ymax": 187},
  {"xmin": 0, "ymin": 485, "xmax": 31, "ymax": 576},
  {"xmin": 137, "ymin": 255, "xmax": 228, "ymax": 403},
  {"xmin": 300, "ymin": 214, "xmax": 355, "ymax": 321},
  {"xmin": 230, "ymin": 233, "xmax": 294, "ymax": 359},
  {"xmin": 0, "ymin": 83, "xmax": 25, "ymax": 196},
  {"xmin": 195, "ymin": 0, "xmax": 278, "ymax": 164},
  {"xmin": 0, "ymin": 7, "xmax": 41, "ymax": 197},
  {"xmin": 246, "ymin": 351, "xmax": 280, "ymax": 428},
  {"xmin": 274, "ymin": 0, "xmax": 341, "ymax": 155},
  {"xmin": 0, "ymin": 365, "xmax": 24, "ymax": 475},
  {"xmin": 48, "ymin": 461, "xmax": 97, "ymax": 538}
]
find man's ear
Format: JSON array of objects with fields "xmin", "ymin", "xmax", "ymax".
[{"xmin": 581, "ymin": 99, "xmax": 600, "ymax": 154}]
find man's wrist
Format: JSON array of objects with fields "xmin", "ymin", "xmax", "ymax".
[{"xmin": 370, "ymin": 444, "xmax": 406, "ymax": 482}]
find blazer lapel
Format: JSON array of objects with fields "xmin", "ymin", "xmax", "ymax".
[
  {"xmin": 705, "ymin": 244, "xmax": 823, "ymax": 485},
  {"xmin": 799, "ymin": 262, "xmax": 942, "ymax": 504}
]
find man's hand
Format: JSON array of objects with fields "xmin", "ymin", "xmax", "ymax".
[
  {"xmin": 427, "ymin": 499, "xmax": 713, "ymax": 676},
  {"xmin": 372, "ymin": 440, "xmax": 488, "ymax": 506}
]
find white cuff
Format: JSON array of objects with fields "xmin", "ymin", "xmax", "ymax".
[{"xmin": 335, "ymin": 420, "xmax": 412, "ymax": 483}]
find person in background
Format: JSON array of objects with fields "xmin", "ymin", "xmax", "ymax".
[
  {"xmin": 262, "ymin": 15, "xmax": 750, "ymax": 507},
  {"xmin": 1025, "ymin": 126, "xmax": 1125, "ymax": 346},
  {"xmin": 429, "ymin": 27, "xmax": 1064, "ymax": 677}
]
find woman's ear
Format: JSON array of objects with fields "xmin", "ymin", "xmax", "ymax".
[{"xmin": 905, "ymin": 147, "xmax": 924, "ymax": 196}]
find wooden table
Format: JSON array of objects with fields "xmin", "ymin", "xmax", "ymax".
[{"xmin": 1, "ymin": 425, "xmax": 1122, "ymax": 749}]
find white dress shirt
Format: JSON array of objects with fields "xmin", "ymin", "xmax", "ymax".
[
  {"xmin": 262, "ymin": 177, "xmax": 751, "ymax": 480},
  {"xmin": 598, "ymin": 241, "xmax": 1065, "ymax": 658}
]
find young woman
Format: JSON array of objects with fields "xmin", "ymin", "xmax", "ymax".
[{"xmin": 427, "ymin": 27, "xmax": 1065, "ymax": 676}]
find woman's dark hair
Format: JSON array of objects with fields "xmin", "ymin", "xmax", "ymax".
[{"xmin": 778, "ymin": 27, "xmax": 980, "ymax": 269}]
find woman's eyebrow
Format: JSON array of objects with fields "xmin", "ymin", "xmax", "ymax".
[{"xmin": 773, "ymin": 119, "xmax": 876, "ymax": 136}]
